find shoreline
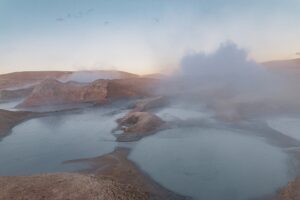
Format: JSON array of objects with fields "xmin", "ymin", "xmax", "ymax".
[
  {"xmin": 0, "ymin": 109, "xmax": 40, "ymax": 139},
  {"xmin": 65, "ymin": 147, "xmax": 189, "ymax": 200},
  {"xmin": 0, "ymin": 106, "xmax": 94, "ymax": 140}
]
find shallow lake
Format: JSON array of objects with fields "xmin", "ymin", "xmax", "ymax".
[
  {"xmin": 129, "ymin": 127, "xmax": 293, "ymax": 200},
  {"xmin": 0, "ymin": 106, "xmax": 127, "ymax": 175}
]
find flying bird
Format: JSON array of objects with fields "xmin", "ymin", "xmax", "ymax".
[
  {"xmin": 56, "ymin": 18, "xmax": 64, "ymax": 22},
  {"xmin": 153, "ymin": 18, "xmax": 159, "ymax": 23}
]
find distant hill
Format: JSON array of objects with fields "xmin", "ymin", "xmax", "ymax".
[
  {"xmin": 17, "ymin": 77, "xmax": 158, "ymax": 108},
  {"xmin": 0, "ymin": 71, "xmax": 71, "ymax": 90},
  {"xmin": 61, "ymin": 70, "xmax": 138, "ymax": 83},
  {"xmin": 0, "ymin": 70, "xmax": 139, "ymax": 90},
  {"xmin": 262, "ymin": 58, "xmax": 300, "ymax": 71},
  {"xmin": 142, "ymin": 73, "xmax": 166, "ymax": 79},
  {"xmin": 262, "ymin": 58, "xmax": 300, "ymax": 83}
]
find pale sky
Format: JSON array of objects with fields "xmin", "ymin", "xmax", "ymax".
[{"xmin": 1, "ymin": 0, "xmax": 300, "ymax": 74}]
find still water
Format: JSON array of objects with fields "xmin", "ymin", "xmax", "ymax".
[
  {"xmin": 129, "ymin": 127, "xmax": 292, "ymax": 200},
  {"xmin": 0, "ymin": 107, "xmax": 126, "ymax": 175}
]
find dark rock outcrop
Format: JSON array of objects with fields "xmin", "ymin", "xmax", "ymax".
[{"xmin": 116, "ymin": 111, "xmax": 165, "ymax": 142}]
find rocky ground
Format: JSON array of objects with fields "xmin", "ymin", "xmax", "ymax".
[
  {"xmin": 116, "ymin": 111, "xmax": 165, "ymax": 142},
  {"xmin": 274, "ymin": 177, "xmax": 300, "ymax": 200},
  {"xmin": 0, "ymin": 173, "xmax": 147, "ymax": 200},
  {"xmin": 113, "ymin": 96, "xmax": 168, "ymax": 142}
]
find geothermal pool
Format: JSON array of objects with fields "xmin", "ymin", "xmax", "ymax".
[
  {"xmin": 129, "ymin": 127, "xmax": 292, "ymax": 200},
  {"xmin": 0, "ymin": 106, "xmax": 127, "ymax": 175}
]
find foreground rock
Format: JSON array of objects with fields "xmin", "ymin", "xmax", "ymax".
[
  {"xmin": 116, "ymin": 111, "xmax": 165, "ymax": 142},
  {"xmin": 0, "ymin": 173, "xmax": 148, "ymax": 200},
  {"xmin": 0, "ymin": 109, "xmax": 38, "ymax": 137},
  {"xmin": 17, "ymin": 78, "xmax": 158, "ymax": 108}
]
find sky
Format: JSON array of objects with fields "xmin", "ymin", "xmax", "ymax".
[{"xmin": 0, "ymin": 0, "xmax": 300, "ymax": 74}]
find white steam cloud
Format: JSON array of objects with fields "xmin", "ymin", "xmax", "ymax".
[{"xmin": 160, "ymin": 42, "xmax": 300, "ymax": 121}]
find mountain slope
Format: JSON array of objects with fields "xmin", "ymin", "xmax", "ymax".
[{"xmin": 17, "ymin": 78, "xmax": 158, "ymax": 108}]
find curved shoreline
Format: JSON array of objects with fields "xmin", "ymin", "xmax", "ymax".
[
  {"xmin": 65, "ymin": 147, "xmax": 189, "ymax": 200},
  {"xmin": 0, "ymin": 109, "xmax": 40, "ymax": 139}
]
